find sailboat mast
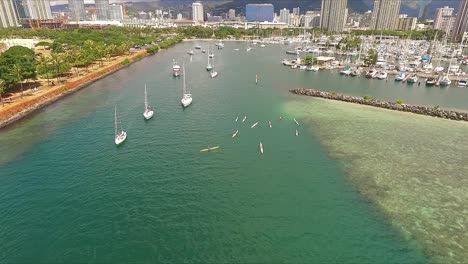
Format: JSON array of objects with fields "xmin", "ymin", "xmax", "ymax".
[
  {"xmin": 183, "ymin": 63, "xmax": 186, "ymax": 94},
  {"xmin": 114, "ymin": 105, "xmax": 117, "ymax": 136},
  {"xmin": 144, "ymin": 84, "xmax": 148, "ymax": 109}
]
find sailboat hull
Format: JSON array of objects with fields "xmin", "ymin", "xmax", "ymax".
[
  {"xmin": 143, "ymin": 110, "xmax": 154, "ymax": 120},
  {"xmin": 181, "ymin": 97, "xmax": 193, "ymax": 108},
  {"xmin": 115, "ymin": 132, "xmax": 127, "ymax": 145}
]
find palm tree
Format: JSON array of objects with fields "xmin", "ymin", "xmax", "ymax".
[
  {"xmin": 37, "ymin": 55, "xmax": 51, "ymax": 86},
  {"xmin": 50, "ymin": 52, "xmax": 64, "ymax": 83},
  {"xmin": 10, "ymin": 64, "xmax": 24, "ymax": 98},
  {"xmin": 0, "ymin": 79, "xmax": 5, "ymax": 106}
]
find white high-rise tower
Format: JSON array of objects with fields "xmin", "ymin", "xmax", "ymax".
[{"xmin": 192, "ymin": 2, "xmax": 204, "ymax": 22}]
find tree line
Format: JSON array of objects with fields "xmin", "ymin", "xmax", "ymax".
[{"xmin": 0, "ymin": 27, "xmax": 182, "ymax": 105}]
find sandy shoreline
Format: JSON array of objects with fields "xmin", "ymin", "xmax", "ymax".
[{"xmin": 0, "ymin": 50, "xmax": 147, "ymax": 129}]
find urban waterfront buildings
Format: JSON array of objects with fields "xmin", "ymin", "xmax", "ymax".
[
  {"xmin": 0, "ymin": 0, "xmax": 19, "ymax": 28},
  {"xmin": 69, "ymin": 0, "xmax": 86, "ymax": 21},
  {"xmin": 228, "ymin": 9, "xmax": 235, "ymax": 20},
  {"xmin": 292, "ymin": 7, "xmax": 300, "ymax": 16},
  {"xmin": 320, "ymin": 0, "xmax": 347, "ymax": 32},
  {"xmin": 14, "ymin": 0, "xmax": 52, "ymax": 19},
  {"xmin": 303, "ymin": 11, "xmax": 320, "ymax": 28},
  {"xmin": 246, "ymin": 4, "xmax": 274, "ymax": 22},
  {"xmin": 108, "ymin": 4, "xmax": 123, "ymax": 21},
  {"xmin": 452, "ymin": 0, "xmax": 468, "ymax": 41},
  {"xmin": 192, "ymin": 2, "xmax": 204, "ymax": 22},
  {"xmin": 95, "ymin": 0, "xmax": 110, "ymax": 20},
  {"xmin": 397, "ymin": 14, "xmax": 417, "ymax": 30},
  {"xmin": 279, "ymin": 8, "xmax": 290, "ymax": 24},
  {"xmin": 434, "ymin": 6, "xmax": 455, "ymax": 33},
  {"xmin": 371, "ymin": 0, "xmax": 401, "ymax": 30}
]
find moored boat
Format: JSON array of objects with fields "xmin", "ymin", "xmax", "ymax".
[{"xmin": 395, "ymin": 71, "xmax": 405, "ymax": 81}]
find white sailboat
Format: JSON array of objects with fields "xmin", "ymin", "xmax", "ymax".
[
  {"xmin": 210, "ymin": 56, "xmax": 218, "ymax": 78},
  {"xmin": 143, "ymin": 84, "xmax": 154, "ymax": 120},
  {"xmin": 181, "ymin": 63, "xmax": 192, "ymax": 108},
  {"xmin": 242, "ymin": 116, "xmax": 247, "ymax": 123},
  {"xmin": 295, "ymin": 129, "xmax": 298, "ymax": 136},
  {"xmin": 259, "ymin": 142, "xmax": 264, "ymax": 154},
  {"xmin": 235, "ymin": 116, "xmax": 239, "ymax": 122},
  {"xmin": 293, "ymin": 118, "xmax": 300, "ymax": 126},
  {"xmin": 206, "ymin": 52, "xmax": 212, "ymax": 71},
  {"xmin": 251, "ymin": 122, "xmax": 258, "ymax": 128},
  {"xmin": 209, "ymin": 46, "xmax": 214, "ymax": 58},
  {"xmin": 269, "ymin": 121, "xmax": 272, "ymax": 128},
  {"xmin": 114, "ymin": 105, "xmax": 127, "ymax": 146}
]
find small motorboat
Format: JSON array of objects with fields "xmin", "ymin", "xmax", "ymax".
[
  {"xmin": 295, "ymin": 129, "xmax": 298, "ymax": 136},
  {"xmin": 210, "ymin": 71, "xmax": 218, "ymax": 78},
  {"xmin": 426, "ymin": 77, "xmax": 437, "ymax": 86},
  {"xmin": 376, "ymin": 71, "xmax": 388, "ymax": 80},
  {"xmin": 293, "ymin": 118, "xmax": 299, "ymax": 126},
  {"xmin": 268, "ymin": 121, "xmax": 272, "ymax": 128},
  {"xmin": 234, "ymin": 48, "xmax": 240, "ymax": 51},
  {"xmin": 306, "ymin": 65, "xmax": 319, "ymax": 72},
  {"xmin": 202, "ymin": 49, "xmax": 206, "ymax": 53},
  {"xmin": 188, "ymin": 50, "xmax": 194, "ymax": 55},
  {"xmin": 242, "ymin": 116, "xmax": 247, "ymax": 123},
  {"xmin": 286, "ymin": 50, "xmax": 299, "ymax": 55},
  {"xmin": 259, "ymin": 142, "xmax": 264, "ymax": 154},
  {"xmin": 299, "ymin": 65, "xmax": 307, "ymax": 70},
  {"xmin": 194, "ymin": 45, "xmax": 202, "ymax": 49},
  {"xmin": 395, "ymin": 71, "xmax": 405, "ymax": 81},
  {"xmin": 291, "ymin": 64, "xmax": 298, "ymax": 69},
  {"xmin": 458, "ymin": 80, "xmax": 467, "ymax": 87},
  {"xmin": 251, "ymin": 122, "xmax": 259, "ymax": 128},
  {"xmin": 235, "ymin": 116, "xmax": 239, "ymax": 122}
]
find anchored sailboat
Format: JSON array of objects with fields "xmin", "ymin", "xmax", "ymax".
[
  {"xmin": 114, "ymin": 105, "xmax": 127, "ymax": 146},
  {"xmin": 143, "ymin": 84, "xmax": 154, "ymax": 120},
  {"xmin": 181, "ymin": 63, "xmax": 192, "ymax": 108},
  {"xmin": 210, "ymin": 56, "xmax": 218, "ymax": 78}
]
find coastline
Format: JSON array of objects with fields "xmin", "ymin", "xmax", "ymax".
[
  {"xmin": 0, "ymin": 50, "xmax": 148, "ymax": 129},
  {"xmin": 290, "ymin": 88, "xmax": 468, "ymax": 122}
]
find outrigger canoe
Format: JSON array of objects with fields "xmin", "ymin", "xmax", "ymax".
[{"xmin": 200, "ymin": 146, "xmax": 220, "ymax": 152}]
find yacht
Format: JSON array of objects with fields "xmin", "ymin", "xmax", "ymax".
[
  {"xmin": 376, "ymin": 71, "xmax": 388, "ymax": 80},
  {"xmin": 407, "ymin": 74, "xmax": 418, "ymax": 83},
  {"xmin": 350, "ymin": 69, "xmax": 361, "ymax": 76},
  {"xmin": 206, "ymin": 52, "xmax": 212, "ymax": 71},
  {"xmin": 188, "ymin": 50, "xmax": 194, "ymax": 55},
  {"xmin": 143, "ymin": 84, "xmax": 154, "ymax": 120},
  {"xmin": 426, "ymin": 77, "xmax": 437, "ymax": 86},
  {"xmin": 299, "ymin": 65, "xmax": 307, "ymax": 70},
  {"xmin": 172, "ymin": 60, "xmax": 181, "ymax": 77},
  {"xmin": 340, "ymin": 66, "xmax": 351, "ymax": 75},
  {"xmin": 181, "ymin": 63, "xmax": 192, "ymax": 108},
  {"xmin": 439, "ymin": 75, "xmax": 451, "ymax": 86},
  {"xmin": 365, "ymin": 69, "xmax": 377, "ymax": 78},
  {"xmin": 458, "ymin": 80, "xmax": 467, "ymax": 87},
  {"xmin": 194, "ymin": 45, "xmax": 202, "ymax": 49},
  {"xmin": 210, "ymin": 57, "xmax": 218, "ymax": 78},
  {"xmin": 395, "ymin": 71, "xmax": 405, "ymax": 81},
  {"xmin": 286, "ymin": 50, "xmax": 299, "ymax": 55},
  {"xmin": 114, "ymin": 106, "xmax": 127, "ymax": 146},
  {"xmin": 306, "ymin": 65, "xmax": 319, "ymax": 72}
]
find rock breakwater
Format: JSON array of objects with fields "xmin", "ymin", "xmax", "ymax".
[{"xmin": 291, "ymin": 88, "xmax": 468, "ymax": 122}]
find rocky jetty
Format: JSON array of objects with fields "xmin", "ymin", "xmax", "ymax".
[{"xmin": 291, "ymin": 88, "xmax": 468, "ymax": 122}]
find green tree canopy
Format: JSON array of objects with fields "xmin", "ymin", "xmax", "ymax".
[{"xmin": 0, "ymin": 46, "xmax": 36, "ymax": 88}]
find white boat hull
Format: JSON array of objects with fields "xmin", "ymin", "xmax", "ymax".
[
  {"xmin": 143, "ymin": 110, "xmax": 154, "ymax": 120},
  {"xmin": 210, "ymin": 71, "xmax": 218, "ymax": 78},
  {"xmin": 181, "ymin": 96, "xmax": 192, "ymax": 108},
  {"xmin": 115, "ymin": 132, "xmax": 127, "ymax": 145}
]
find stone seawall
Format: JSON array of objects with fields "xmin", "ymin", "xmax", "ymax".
[{"xmin": 290, "ymin": 88, "xmax": 468, "ymax": 122}]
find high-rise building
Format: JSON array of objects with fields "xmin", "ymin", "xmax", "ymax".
[
  {"xmin": 397, "ymin": 14, "xmax": 417, "ymax": 30},
  {"xmin": 434, "ymin": 6, "xmax": 453, "ymax": 29},
  {"xmin": 177, "ymin": 13, "xmax": 183, "ymax": 20},
  {"xmin": 192, "ymin": 2, "xmax": 204, "ymax": 22},
  {"xmin": 69, "ymin": 0, "xmax": 86, "ymax": 21},
  {"xmin": 279, "ymin": 8, "xmax": 290, "ymax": 24},
  {"xmin": 0, "ymin": 0, "xmax": 19, "ymax": 28},
  {"xmin": 304, "ymin": 11, "xmax": 320, "ymax": 28},
  {"xmin": 245, "ymin": 4, "xmax": 274, "ymax": 22},
  {"xmin": 95, "ymin": 0, "xmax": 109, "ymax": 20},
  {"xmin": 370, "ymin": 0, "xmax": 401, "ymax": 30},
  {"xmin": 320, "ymin": 0, "xmax": 347, "ymax": 32},
  {"xmin": 452, "ymin": 0, "xmax": 468, "ymax": 42},
  {"xmin": 228, "ymin": 9, "xmax": 235, "ymax": 20},
  {"xmin": 292, "ymin": 7, "xmax": 300, "ymax": 16},
  {"xmin": 108, "ymin": 4, "xmax": 123, "ymax": 21},
  {"xmin": 14, "ymin": 0, "xmax": 52, "ymax": 19}
]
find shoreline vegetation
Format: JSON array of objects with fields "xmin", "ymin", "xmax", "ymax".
[
  {"xmin": 290, "ymin": 88, "xmax": 468, "ymax": 121},
  {"xmin": 0, "ymin": 27, "xmax": 183, "ymax": 129}
]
